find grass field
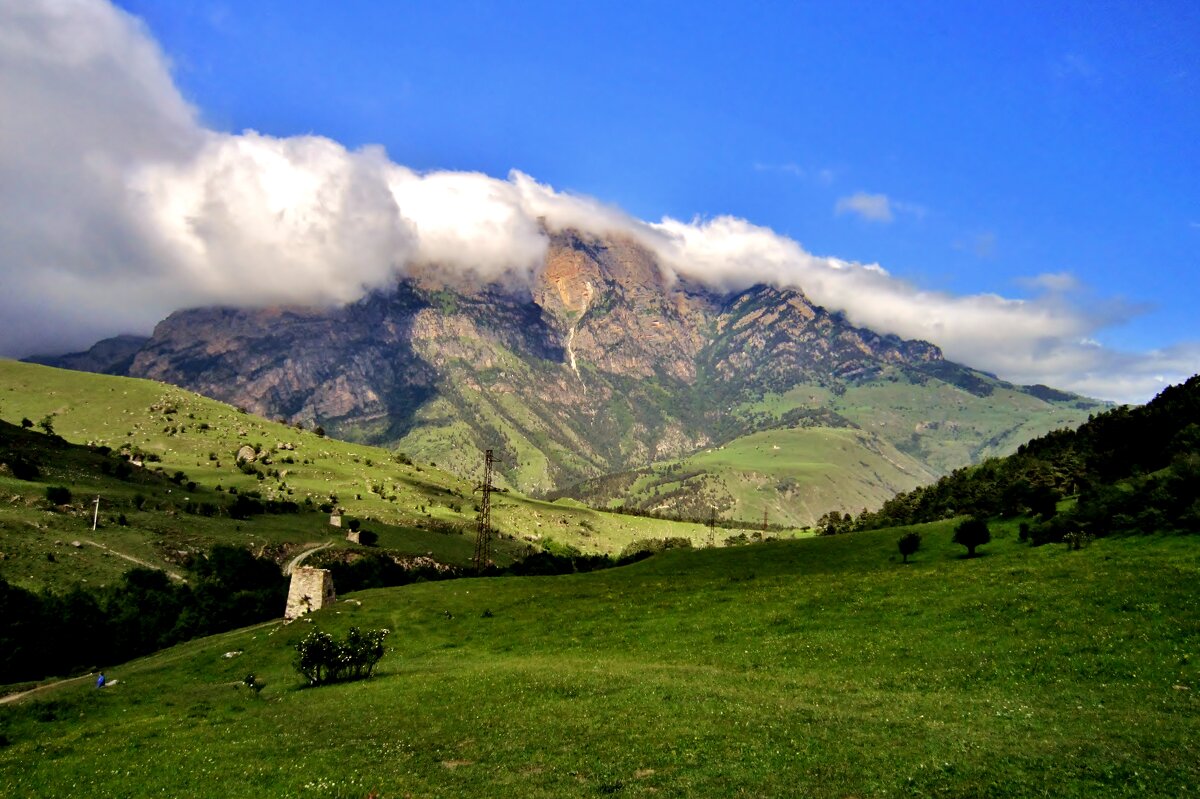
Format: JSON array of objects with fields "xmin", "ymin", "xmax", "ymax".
[
  {"xmin": 595, "ymin": 426, "xmax": 938, "ymax": 528},
  {"xmin": 2, "ymin": 522, "xmax": 1196, "ymax": 797},
  {"xmin": 1, "ymin": 360, "xmax": 764, "ymax": 591}
]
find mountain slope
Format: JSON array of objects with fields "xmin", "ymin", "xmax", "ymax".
[
  {"xmin": 0, "ymin": 360, "xmax": 731, "ymax": 588},
  {"xmin": 856, "ymin": 373, "xmax": 1200, "ymax": 538},
  {"xmin": 34, "ymin": 229, "xmax": 1104, "ymax": 523}
]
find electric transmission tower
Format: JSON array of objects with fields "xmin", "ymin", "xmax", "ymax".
[
  {"xmin": 473, "ymin": 449, "xmax": 497, "ymax": 572},
  {"xmin": 707, "ymin": 506, "xmax": 717, "ymax": 547}
]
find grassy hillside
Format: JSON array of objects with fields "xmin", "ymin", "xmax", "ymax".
[
  {"xmin": 2, "ymin": 525, "xmax": 1196, "ymax": 797},
  {"xmin": 0, "ymin": 360, "xmax": 755, "ymax": 591},
  {"xmin": 563, "ymin": 371, "xmax": 1098, "ymax": 527},
  {"xmin": 563, "ymin": 426, "xmax": 937, "ymax": 528}
]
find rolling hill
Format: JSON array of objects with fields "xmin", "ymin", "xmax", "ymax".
[
  {"xmin": 1, "ymin": 522, "xmax": 1196, "ymax": 797},
  {"xmin": 0, "ymin": 360, "xmax": 744, "ymax": 594}
]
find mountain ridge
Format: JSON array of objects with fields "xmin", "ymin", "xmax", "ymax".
[{"xmin": 30, "ymin": 228, "xmax": 1105, "ymax": 524}]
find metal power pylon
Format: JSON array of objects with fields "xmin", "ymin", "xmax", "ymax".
[{"xmin": 472, "ymin": 449, "xmax": 496, "ymax": 572}]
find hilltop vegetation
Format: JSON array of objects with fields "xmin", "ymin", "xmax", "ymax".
[
  {"xmin": 853, "ymin": 374, "xmax": 1200, "ymax": 542},
  {"xmin": 553, "ymin": 374, "xmax": 1098, "ymax": 527},
  {"xmin": 1, "ymin": 524, "xmax": 1196, "ymax": 797}
]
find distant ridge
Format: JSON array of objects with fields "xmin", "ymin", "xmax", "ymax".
[
  {"xmin": 27, "ymin": 229, "xmax": 1105, "ymax": 525},
  {"xmin": 27, "ymin": 334, "xmax": 149, "ymax": 376}
]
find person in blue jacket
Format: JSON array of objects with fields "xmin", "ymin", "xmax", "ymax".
[{"xmin": 96, "ymin": 672, "xmax": 106, "ymax": 688}]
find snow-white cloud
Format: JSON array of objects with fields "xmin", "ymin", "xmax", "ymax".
[{"xmin": 0, "ymin": 0, "xmax": 1196, "ymax": 404}]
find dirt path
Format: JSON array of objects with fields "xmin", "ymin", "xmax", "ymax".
[
  {"xmin": 284, "ymin": 540, "xmax": 333, "ymax": 575},
  {"xmin": 0, "ymin": 619, "xmax": 284, "ymax": 706},
  {"xmin": 80, "ymin": 538, "xmax": 186, "ymax": 582},
  {"xmin": 0, "ymin": 673, "xmax": 94, "ymax": 705}
]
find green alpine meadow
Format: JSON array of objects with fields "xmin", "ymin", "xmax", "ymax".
[{"xmin": 2, "ymin": 524, "xmax": 1197, "ymax": 797}]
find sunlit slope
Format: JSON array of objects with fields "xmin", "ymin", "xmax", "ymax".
[
  {"xmin": 0, "ymin": 361, "xmax": 727, "ymax": 585},
  {"xmin": 564, "ymin": 426, "xmax": 937, "ymax": 527},
  {"xmin": 2, "ymin": 526, "xmax": 1196, "ymax": 797},
  {"xmin": 563, "ymin": 371, "xmax": 1096, "ymax": 526}
]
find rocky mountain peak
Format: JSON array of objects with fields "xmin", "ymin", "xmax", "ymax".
[{"xmin": 26, "ymin": 228, "xmax": 1096, "ymax": 520}]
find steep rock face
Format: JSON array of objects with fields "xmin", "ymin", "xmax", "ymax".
[
  {"xmin": 129, "ymin": 290, "xmax": 440, "ymax": 438},
  {"xmin": 534, "ymin": 231, "xmax": 716, "ymax": 383},
  {"xmin": 703, "ymin": 285, "xmax": 942, "ymax": 392},
  {"xmin": 38, "ymin": 228, "xmax": 1102, "ymax": 517}
]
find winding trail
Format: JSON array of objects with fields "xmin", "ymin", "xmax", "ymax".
[
  {"xmin": 0, "ymin": 674, "xmax": 93, "ymax": 705},
  {"xmin": 80, "ymin": 538, "xmax": 186, "ymax": 582},
  {"xmin": 284, "ymin": 540, "xmax": 334, "ymax": 575}
]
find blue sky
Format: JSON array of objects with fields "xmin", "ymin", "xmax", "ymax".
[
  {"xmin": 119, "ymin": 1, "xmax": 1200, "ymax": 348},
  {"xmin": 1, "ymin": 1, "xmax": 1198, "ymax": 401}
]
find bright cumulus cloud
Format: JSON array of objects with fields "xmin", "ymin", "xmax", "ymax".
[{"xmin": 0, "ymin": 0, "xmax": 1197, "ymax": 403}]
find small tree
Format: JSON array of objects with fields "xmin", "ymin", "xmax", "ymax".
[
  {"xmin": 37, "ymin": 414, "xmax": 56, "ymax": 436},
  {"xmin": 898, "ymin": 531, "xmax": 921, "ymax": 563},
  {"xmin": 295, "ymin": 627, "xmax": 389, "ymax": 686},
  {"xmin": 953, "ymin": 517, "xmax": 991, "ymax": 557},
  {"xmin": 45, "ymin": 485, "xmax": 72, "ymax": 506}
]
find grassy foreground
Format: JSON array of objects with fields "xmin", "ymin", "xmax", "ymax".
[{"xmin": 1, "ymin": 523, "xmax": 1197, "ymax": 797}]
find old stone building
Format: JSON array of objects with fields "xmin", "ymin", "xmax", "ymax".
[{"xmin": 284, "ymin": 567, "xmax": 336, "ymax": 619}]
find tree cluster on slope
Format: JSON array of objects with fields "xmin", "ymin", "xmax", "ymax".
[
  {"xmin": 0, "ymin": 546, "xmax": 286, "ymax": 684},
  {"xmin": 853, "ymin": 375, "xmax": 1200, "ymax": 542}
]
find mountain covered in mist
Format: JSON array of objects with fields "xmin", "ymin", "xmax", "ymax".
[{"xmin": 34, "ymin": 229, "xmax": 1104, "ymax": 525}]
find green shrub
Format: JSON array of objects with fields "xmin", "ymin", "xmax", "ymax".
[
  {"xmin": 617, "ymin": 537, "xmax": 693, "ymax": 562},
  {"xmin": 295, "ymin": 627, "xmax": 389, "ymax": 686},
  {"xmin": 45, "ymin": 485, "xmax": 72, "ymax": 506},
  {"xmin": 898, "ymin": 531, "xmax": 921, "ymax": 563},
  {"xmin": 953, "ymin": 517, "xmax": 991, "ymax": 557}
]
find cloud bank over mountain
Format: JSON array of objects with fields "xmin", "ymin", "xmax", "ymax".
[{"xmin": 1, "ymin": 0, "xmax": 1195, "ymax": 402}]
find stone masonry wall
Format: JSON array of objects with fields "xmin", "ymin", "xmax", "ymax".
[{"xmin": 285, "ymin": 567, "xmax": 336, "ymax": 619}]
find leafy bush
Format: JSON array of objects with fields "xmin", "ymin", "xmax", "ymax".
[
  {"xmin": 45, "ymin": 485, "xmax": 72, "ymax": 506},
  {"xmin": 617, "ymin": 537, "xmax": 693, "ymax": 562},
  {"xmin": 953, "ymin": 517, "xmax": 991, "ymax": 557},
  {"xmin": 5, "ymin": 456, "xmax": 39, "ymax": 480},
  {"xmin": 295, "ymin": 627, "xmax": 389, "ymax": 686},
  {"xmin": 897, "ymin": 531, "xmax": 921, "ymax": 563}
]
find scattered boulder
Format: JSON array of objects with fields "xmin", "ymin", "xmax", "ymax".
[{"xmin": 236, "ymin": 445, "xmax": 257, "ymax": 463}]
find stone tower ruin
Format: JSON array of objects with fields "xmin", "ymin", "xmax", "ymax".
[{"xmin": 284, "ymin": 567, "xmax": 336, "ymax": 619}]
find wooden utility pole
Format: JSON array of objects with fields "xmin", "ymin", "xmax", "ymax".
[{"xmin": 472, "ymin": 450, "xmax": 496, "ymax": 572}]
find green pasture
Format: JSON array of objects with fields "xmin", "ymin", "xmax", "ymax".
[
  {"xmin": 0, "ymin": 360, "xmax": 737, "ymax": 591},
  {"xmin": 3, "ymin": 523, "xmax": 1196, "ymax": 797}
]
